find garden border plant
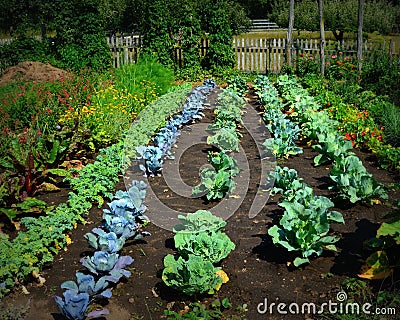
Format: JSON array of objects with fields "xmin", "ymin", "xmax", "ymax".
[
  {"xmin": 53, "ymin": 80, "xmax": 218, "ymax": 318},
  {"xmin": 0, "ymin": 86, "xmax": 193, "ymax": 298}
]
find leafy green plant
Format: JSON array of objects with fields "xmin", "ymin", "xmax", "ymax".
[
  {"xmin": 174, "ymin": 230, "xmax": 235, "ymax": 265},
  {"xmin": 226, "ymin": 75, "xmax": 248, "ymax": 97},
  {"xmin": 173, "ymin": 210, "xmax": 226, "ymax": 233},
  {"xmin": 192, "ymin": 168, "xmax": 236, "ymax": 201},
  {"xmin": 329, "ymin": 155, "xmax": 388, "ymax": 204},
  {"xmin": 207, "ymin": 127, "xmax": 239, "ymax": 152},
  {"xmin": 268, "ymin": 197, "xmax": 344, "ymax": 267},
  {"xmin": 312, "ymin": 132, "xmax": 354, "ymax": 166},
  {"xmin": 162, "ymin": 254, "xmax": 227, "ymax": 296},
  {"xmin": 164, "ymin": 298, "xmax": 233, "ymax": 319},
  {"xmin": 381, "ymin": 103, "xmax": 400, "ymax": 147}
]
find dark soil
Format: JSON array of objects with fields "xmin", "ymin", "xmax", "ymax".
[{"xmin": 1, "ymin": 89, "xmax": 399, "ymax": 320}]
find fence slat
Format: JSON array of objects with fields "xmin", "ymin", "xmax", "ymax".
[{"xmin": 103, "ymin": 34, "xmax": 398, "ymax": 74}]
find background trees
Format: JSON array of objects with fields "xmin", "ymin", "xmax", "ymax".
[{"xmin": 270, "ymin": 0, "xmax": 399, "ymax": 41}]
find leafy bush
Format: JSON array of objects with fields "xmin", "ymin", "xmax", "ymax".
[
  {"xmin": 0, "ymin": 37, "xmax": 50, "ymax": 72},
  {"xmin": 174, "ymin": 231, "xmax": 235, "ymax": 264},
  {"xmin": 381, "ymin": 104, "xmax": 400, "ymax": 147},
  {"xmin": 173, "ymin": 210, "xmax": 226, "ymax": 233},
  {"xmin": 162, "ymin": 254, "xmax": 226, "ymax": 296},
  {"xmin": 329, "ymin": 155, "xmax": 388, "ymax": 204},
  {"xmin": 269, "ymin": 197, "xmax": 344, "ymax": 267}
]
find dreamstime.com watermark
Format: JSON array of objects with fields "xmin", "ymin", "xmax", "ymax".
[{"xmin": 257, "ymin": 291, "xmax": 397, "ymax": 316}]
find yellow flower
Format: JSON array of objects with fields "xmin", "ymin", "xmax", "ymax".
[
  {"xmin": 48, "ymin": 227, "xmax": 53, "ymax": 231},
  {"xmin": 65, "ymin": 234, "xmax": 72, "ymax": 245},
  {"xmin": 216, "ymin": 269, "xmax": 229, "ymax": 283}
]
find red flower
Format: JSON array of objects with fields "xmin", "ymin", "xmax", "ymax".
[
  {"xmin": 351, "ymin": 141, "xmax": 355, "ymax": 147},
  {"xmin": 344, "ymin": 133, "xmax": 351, "ymax": 140},
  {"xmin": 351, "ymin": 133, "xmax": 356, "ymax": 139},
  {"xmin": 371, "ymin": 132, "xmax": 375, "ymax": 137}
]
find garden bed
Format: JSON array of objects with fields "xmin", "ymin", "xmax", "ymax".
[{"xmin": 1, "ymin": 87, "xmax": 399, "ymax": 320}]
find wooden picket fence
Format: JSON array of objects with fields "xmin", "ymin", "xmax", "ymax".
[{"xmin": 108, "ymin": 34, "xmax": 398, "ymax": 73}]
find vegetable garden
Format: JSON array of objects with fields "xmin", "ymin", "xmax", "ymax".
[{"xmin": 0, "ymin": 57, "xmax": 399, "ymax": 319}]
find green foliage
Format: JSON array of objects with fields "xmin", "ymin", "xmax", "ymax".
[
  {"xmin": 207, "ymin": 127, "xmax": 240, "ymax": 152},
  {"xmin": 312, "ymin": 132, "xmax": 354, "ymax": 166},
  {"xmin": 380, "ymin": 103, "xmax": 400, "ymax": 147},
  {"xmin": 162, "ymin": 254, "xmax": 224, "ymax": 296},
  {"xmin": 52, "ymin": 0, "xmax": 112, "ymax": 72},
  {"xmin": 173, "ymin": 210, "xmax": 227, "ymax": 233},
  {"xmin": 271, "ymin": 0, "xmax": 399, "ymax": 41},
  {"xmin": 329, "ymin": 155, "xmax": 388, "ymax": 204},
  {"xmin": 269, "ymin": 197, "xmax": 344, "ymax": 267},
  {"xmin": 192, "ymin": 168, "xmax": 236, "ymax": 201},
  {"xmin": 164, "ymin": 298, "xmax": 234, "ymax": 319},
  {"xmin": 174, "ymin": 231, "xmax": 235, "ymax": 265},
  {"xmin": 0, "ymin": 88, "xmax": 191, "ymax": 297},
  {"xmin": 226, "ymin": 75, "xmax": 248, "ymax": 97},
  {"xmin": 163, "ymin": 210, "xmax": 233, "ymax": 296},
  {"xmin": 0, "ymin": 37, "xmax": 50, "ymax": 71},
  {"xmin": 361, "ymin": 50, "xmax": 400, "ymax": 105}
]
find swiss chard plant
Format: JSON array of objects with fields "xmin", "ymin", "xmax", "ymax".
[{"xmin": 268, "ymin": 197, "xmax": 344, "ymax": 267}]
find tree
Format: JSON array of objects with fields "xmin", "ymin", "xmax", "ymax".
[{"xmin": 270, "ymin": 0, "xmax": 399, "ymax": 41}]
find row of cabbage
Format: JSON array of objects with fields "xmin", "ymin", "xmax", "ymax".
[
  {"xmin": 273, "ymin": 75, "xmax": 387, "ymax": 204},
  {"xmin": 54, "ymin": 80, "xmax": 218, "ymax": 320},
  {"xmin": 192, "ymin": 89, "xmax": 246, "ymax": 200},
  {"xmin": 161, "ymin": 88, "xmax": 247, "ymax": 296},
  {"xmin": 254, "ymin": 76, "xmax": 345, "ymax": 267}
]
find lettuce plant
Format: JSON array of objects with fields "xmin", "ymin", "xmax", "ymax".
[
  {"xmin": 173, "ymin": 210, "xmax": 226, "ymax": 233},
  {"xmin": 61, "ymin": 272, "xmax": 112, "ymax": 299},
  {"xmin": 162, "ymin": 254, "xmax": 226, "ymax": 296},
  {"xmin": 174, "ymin": 231, "xmax": 235, "ymax": 264},
  {"xmin": 54, "ymin": 289, "xmax": 109, "ymax": 320}
]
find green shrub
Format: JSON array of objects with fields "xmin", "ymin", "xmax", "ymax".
[
  {"xmin": 381, "ymin": 104, "xmax": 400, "ymax": 147},
  {"xmin": 0, "ymin": 37, "xmax": 50, "ymax": 72}
]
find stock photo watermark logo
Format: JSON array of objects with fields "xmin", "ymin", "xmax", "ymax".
[
  {"xmin": 257, "ymin": 291, "xmax": 397, "ymax": 316},
  {"xmin": 122, "ymin": 93, "xmax": 276, "ymax": 231}
]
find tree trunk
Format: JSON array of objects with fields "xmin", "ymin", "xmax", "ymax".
[
  {"xmin": 318, "ymin": 0, "xmax": 325, "ymax": 76},
  {"xmin": 357, "ymin": 0, "xmax": 364, "ymax": 75},
  {"xmin": 286, "ymin": 0, "xmax": 295, "ymax": 67}
]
